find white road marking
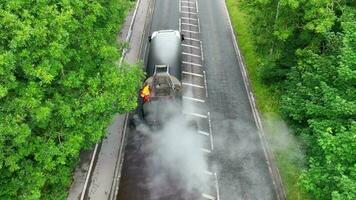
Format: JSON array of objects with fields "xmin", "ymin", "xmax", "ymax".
[
  {"xmin": 208, "ymin": 112, "xmax": 214, "ymax": 150},
  {"xmin": 200, "ymin": 41, "xmax": 204, "ymax": 61},
  {"xmin": 198, "ymin": 130, "xmax": 210, "ymax": 136},
  {"xmin": 182, "ymin": 82, "xmax": 204, "ymax": 89},
  {"xmin": 181, "ymin": 5, "xmax": 196, "ymax": 9},
  {"xmin": 196, "ymin": 0, "xmax": 199, "ymax": 13},
  {"xmin": 182, "ymin": 29, "xmax": 200, "ymax": 34},
  {"xmin": 183, "ymin": 96, "xmax": 205, "ymax": 103},
  {"xmin": 201, "ymin": 148, "xmax": 212, "ymax": 153},
  {"xmin": 182, "ymin": 52, "xmax": 201, "ymax": 58},
  {"xmin": 181, "ymin": 1, "xmax": 195, "ymax": 4},
  {"xmin": 183, "ymin": 37, "xmax": 200, "ymax": 42},
  {"xmin": 182, "ymin": 61, "xmax": 202, "ymax": 67},
  {"xmin": 181, "ymin": 22, "xmax": 199, "ymax": 27},
  {"xmin": 180, "ymin": 11, "xmax": 197, "ymax": 15},
  {"xmin": 182, "ymin": 43, "xmax": 200, "ymax": 49},
  {"xmin": 183, "ymin": 111, "xmax": 208, "ymax": 118},
  {"xmin": 203, "ymin": 71, "xmax": 208, "ymax": 98},
  {"xmin": 182, "ymin": 71, "xmax": 204, "ymax": 77},
  {"xmin": 181, "ymin": 17, "xmax": 198, "ymax": 21},
  {"xmin": 203, "ymin": 170, "xmax": 213, "ymax": 176},
  {"xmin": 179, "ymin": 0, "xmax": 181, "ymax": 12},
  {"xmin": 214, "ymin": 173, "xmax": 221, "ymax": 200},
  {"xmin": 202, "ymin": 193, "xmax": 216, "ymax": 200},
  {"xmin": 179, "ymin": 18, "xmax": 181, "ymax": 32}
]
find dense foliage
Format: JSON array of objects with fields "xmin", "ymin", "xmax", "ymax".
[
  {"xmin": 0, "ymin": 0, "xmax": 143, "ymax": 199},
  {"xmin": 236, "ymin": 0, "xmax": 355, "ymax": 199}
]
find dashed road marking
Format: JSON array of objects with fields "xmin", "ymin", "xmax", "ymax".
[
  {"xmin": 202, "ymin": 193, "xmax": 216, "ymax": 200},
  {"xmin": 181, "ymin": 11, "xmax": 197, "ymax": 15},
  {"xmin": 208, "ymin": 112, "xmax": 214, "ymax": 150},
  {"xmin": 182, "ymin": 71, "xmax": 204, "ymax": 77},
  {"xmin": 182, "ymin": 82, "xmax": 204, "ymax": 88},
  {"xmin": 183, "ymin": 96, "xmax": 205, "ymax": 103},
  {"xmin": 181, "ymin": 1, "xmax": 195, "ymax": 4},
  {"xmin": 214, "ymin": 173, "xmax": 221, "ymax": 200},
  {"xmin": 182, "ymin": 52, "xmax": 201, "ymax": 58},
  {"xmin": 198, "ymin": 130, "xmax": 210, "ymax": 136},
  {"xmin": 181, "ymin": 5, "xmax": 196, "ymax": 9},
  {"xmin": 201, "ymin": 148, "xmax": 212, "ymax": 153},
  {"xmin": 181, "ymin": 22, "xmax": 199, "ymax": 27},
  {"xmin": 181, "ymin": 17, "xmax": 198, "ymax": 21},
  {"xmin": 182, "ymin": 29, "xmax": 200, "ymax": 34},
  {"xmin": 182, "ymin": 61, "xmax": 202, "ymax": 67},
  {"xmin": 183, "ymin": 37, "xmax": 200, "ymax": 42},
  {"xmin": 203, "ymin": 170, "xmax": 214, "ymax": 176},
  {"xmin": 182, "ymin": 43, "xmax": 200, "ymax": 49},
  {"xmin": 183, "ymin": 111, "xmax": 208, "ymax": 119}
]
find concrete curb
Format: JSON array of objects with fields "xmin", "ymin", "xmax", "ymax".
[{"xmin": 222, "ymin": 1, "xmax": 286, "ymax": 200}]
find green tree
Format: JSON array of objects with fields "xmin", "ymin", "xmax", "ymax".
[
  {"xmin": 237, "ymin": 0, "xmax": 355, "ymax": 199},
  {"xmin": 0, "ymin": 0, "xmax": 143, "ymax": 199}
]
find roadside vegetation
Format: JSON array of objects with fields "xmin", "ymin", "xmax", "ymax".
[
  {"xmin": 226, "ymin": 0, "xmax": 355, "ymax": 200},
  {"xmin": 0, "ymin": 0, "xmax": 143, "ymax": 199}
]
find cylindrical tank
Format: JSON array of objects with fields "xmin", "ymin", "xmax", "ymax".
[{"xmin": 147, "ymin": 30, "xmax": 182, "ymax": 80}]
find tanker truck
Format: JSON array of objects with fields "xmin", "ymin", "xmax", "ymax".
[{"xmin": 139, "ymin": 30, "xmax": 184, "ymax": 127}]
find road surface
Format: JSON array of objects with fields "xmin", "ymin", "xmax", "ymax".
[{"xmin": 117, "ymin": 0, "xmax": 284, "ymax": 199}]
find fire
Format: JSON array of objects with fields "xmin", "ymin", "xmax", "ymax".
[{"xmin": 140, "ymin": 85, "xmax": 151, "ymax": 102}]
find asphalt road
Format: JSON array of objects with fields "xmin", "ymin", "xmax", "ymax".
[
  {"xmin": 197, "ymin": 0, "xmax": 277, "ymax": 199},
  {"xmin": 118, "ymin": 0, "xmax": 279, "ymax": 199}
]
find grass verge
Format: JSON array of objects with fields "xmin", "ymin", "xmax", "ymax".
[{"xmin": 225, "ymin": 0, "xmax": 309, "ymax": 199}]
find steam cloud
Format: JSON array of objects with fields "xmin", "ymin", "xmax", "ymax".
[{"xmin": 137, "ymin": 95, "xmax": 209, "ymax": 199}]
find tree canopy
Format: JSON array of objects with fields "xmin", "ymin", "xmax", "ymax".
[
  {"xmin": 237, "ymin": 0, "xmax": 355, "ymax": 199},
  {"xmin": 0, "ymin": 0, "xmax": 143, "ymax": 199}
]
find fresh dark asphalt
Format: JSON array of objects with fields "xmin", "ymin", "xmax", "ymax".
[{"xmin": 118, "ymin": 0, "xmax": 277, "ymax": 199}]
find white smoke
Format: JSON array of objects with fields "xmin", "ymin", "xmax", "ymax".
[{"xmin": 139, "ymin": 94, "xmax": 210, "ymax": 199}]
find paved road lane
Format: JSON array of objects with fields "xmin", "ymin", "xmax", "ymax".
[{"xmin": 197, "ymin": 0, "xmax": 277, "ymax": 199}]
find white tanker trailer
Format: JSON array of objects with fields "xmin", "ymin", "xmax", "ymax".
[{"xmin": 139, "ymin": 30, "xmax": 184, "ymax": 126}]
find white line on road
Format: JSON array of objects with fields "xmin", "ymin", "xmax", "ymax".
[
  {"xmin": 196, "ymin": 0, "xmax": 199, "ymax": 13},
  {"xmin": 183, "ymin": 96, "xmax": 205, "ymax": 103},
  {"xmin": 181, "ymin": 1, "xmax": 195, "ymax": 4},
  {"xmin": 182, "ymin": 82, "xmax": 204, "ymax": 88},
  {"xmin": 183, "ymin": 37, "xmax": 200, "ymax": 42},
  {"xmin": 200, "ymin": 41, "xmax": 204, "ymax": 61},
  {"xmin": 214, "ymin": 173, "xmax": 221, "ymax": 200},
  {"xmin": 203, "ymin": 70, "xmax": 208, "ymax": 98},
  {"xmin": 182, "ymin": 71, "xmax": 204, "ymax": 77},
  {"xmin": 202, "ymin": 193, "xmax": 216, "ymax": 200},
  {"xmin": 181, "ymin": 11, "xmax": 197, "ymax": 15},
  {"xmin": 182, "ymin": 52, "xmax": 201, "ymax": 57},
  {"xmin": 181, "ymin": 22, "xmax": 199, "ymax": 27},
  {"xmin": 179, "ymin": 18, "xmax": 181, "ymax": 32},
  {"xmin": 208, "ymin": 112, "xmax": 214, "ymax": 150},
  {"xmin": 181, "ymin": 17, "xmax": 198, "ymax": 21},
  {"xmin": 182, "ymin": 61, "xmax": 202, "ymax": 67},
  {"xmin": 182, "ymin": 29, "xmax": 200, "ymax": 34},
  {"xmin": 183, "ymin": 111, "xmax": 208, "ymax": 118},
  {"xmin": 198, "ymin": 130, "xmax": 210, "ymax": 136},
  {"xmin": 182, "ymin": 43, "xmax": 200, "ymax": 49},
  {"xmin": 203, "ymin": 170, "xmax": 213, "ymax": 176},
  {"xmin": 201, "ymin": 148, "xmax": 212, "ymax": 153},
  {"xmin": 181, "ymin": 5, "xmax": 196, "ymax": 9},
  {"xmin": 179, "ymin": 0, "xmax": 181, "ymax": 12}
]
